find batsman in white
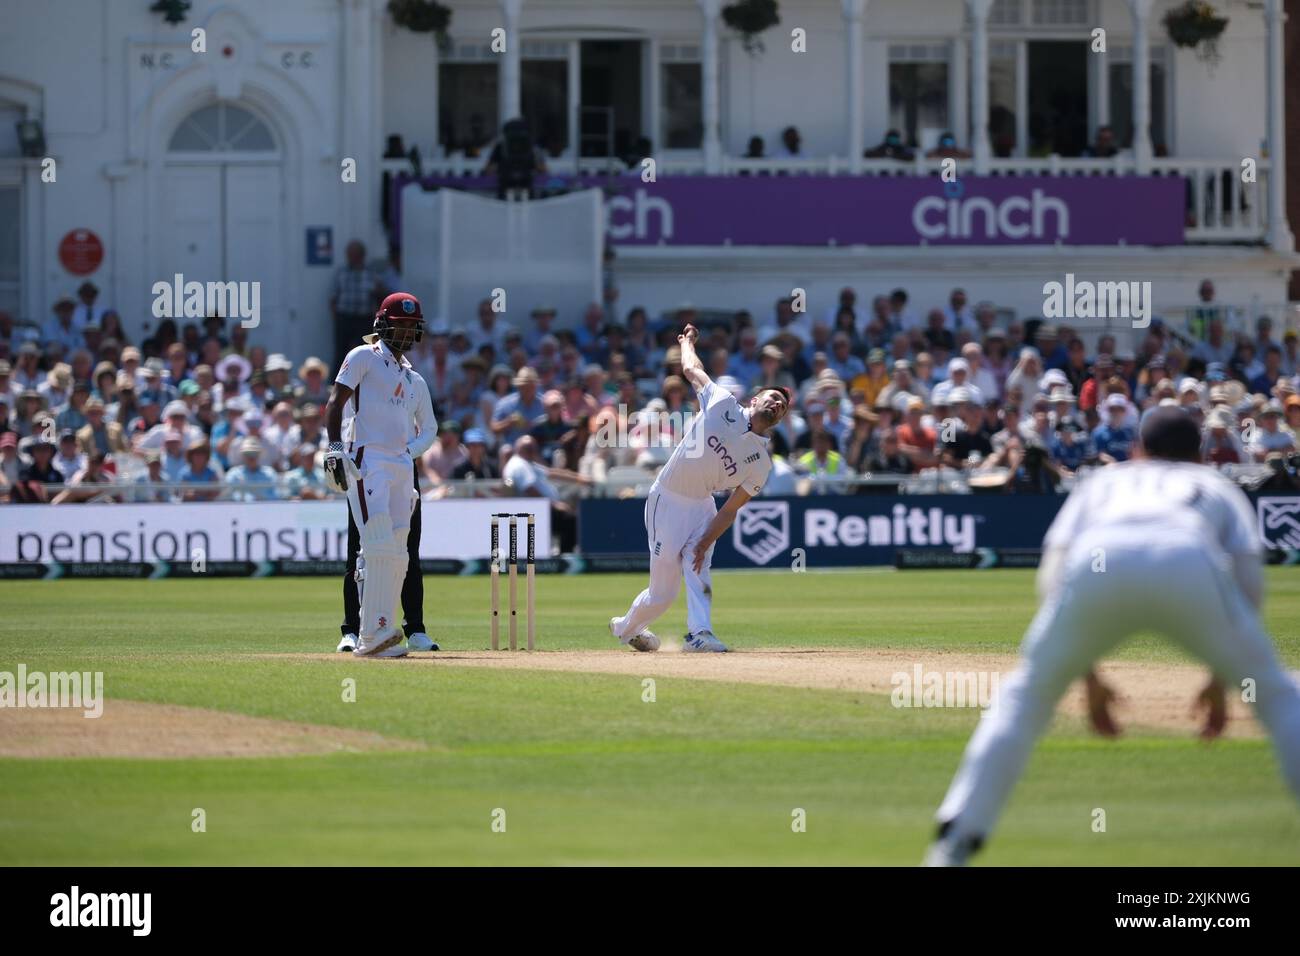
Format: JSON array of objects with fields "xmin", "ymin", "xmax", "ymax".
[
  {"xmin": 609, "ymin": 323, "xmax": 789, "ymax": 653},
  {"xmin": 324, "ymin": 292, "xmax": 437, "ymax": 658},
  {"xmin": 925, "ymin": 408, "xmax": 1300, "ymax": 865}
]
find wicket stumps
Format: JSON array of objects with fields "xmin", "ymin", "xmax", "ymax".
[{"xmin": 490, "ymin": 513, "xmax": 536, "ymax": 650}]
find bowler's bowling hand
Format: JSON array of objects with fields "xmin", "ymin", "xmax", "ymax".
[
  {"xmin": 679, "ymin": 324, "xmax": 698, "ymax": 347},
  {"xmin": 324, "ymin": 442, "xmax": 349, "ymax": 493},
  {"xmin": 1192, "ymin": 677, "xmax": 1227, "ymax": 741},
  {"xmin": 1085, "ymin": 670, "xmax": 1121, "ymax": 738}
]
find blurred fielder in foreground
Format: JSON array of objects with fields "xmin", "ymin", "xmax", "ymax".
[
  {"xmin": 926, "ymin": 408, "xmax": 1300, "ymax": 865},
  {"xmin": 324, "ymin": 293, "xmax": 436, "ymax": 658},
  {"xmin": 608, "ymin": 323, "xmax": 789, "ymax": 653}
]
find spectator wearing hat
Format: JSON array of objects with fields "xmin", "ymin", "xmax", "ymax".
[
  {"xmin": 1246, "ymin": 401, "xmax": 1295, "ymax": 461},
  {"xmin": 960, "ymin": 342, "xmax": 1000, "ymax": 403},
  {"xmin": 39, "ymin": 362, "xmax": 72, "ymax": 409},
  {"xmin": 133, "ymin": 450, "xmax": 172, "ymax": 503},
  {"xmin": 938, "ymin": 387, "xmax": 993, "ymax": 468},
  {"xmin": 0, "ymin": 431, "xmax": 20, "ymax": 492},
  {"xmin": 1092, "ymin": 393, "xmax": 1138, "ymax": 463},
  {"xmin": 12, "ymin": 342, "xmax": 44, "ymax": 392},
  {"xmin": 51, "ymin": 452, "xmax": 113, "ymax": 505},
  {"xmin": 213, "ymin": 353, "xmax": 252, "ymax": 406},
  {"xmin": 53, "ymin": 429, "xmax": 85, "ymax": 479},
  {"xmin": 897, "ymin": 397, "xmax": 939, "ymax": 469},
  {"xmin": 1049, "ymin": 419, "xmax": 1093, "ymax": 474},
  {"xmin": 91, "ymin": 360, "xmax": 117, "ymax": 404},
  {"xmin": 55, "ymin": 379, "xmax": 92, "ymax": 434},
  {"xmin": 0, "ymin": 359, "xmax": 15, "ymax": 406},
  {"xmin": 261, "ymin": 401, "xmax": 298, "ymax": 469},
  {"xmin": 224, "ymin": 438, "xmax": 277, "ymax": 501},
  {"xmin": 491, "ymin": 366, "xmax": 544, "ymax": 445},
  {"xmin": 73, "ymin": 281, "xmax": 106, "ymax": 329},
  {"xmin": 263, "ymin": 354, "xmax": 294, "ymax": 402},
  {"xmin": 12, "ymin": 435, "xmax": 63, "ymax": 503},
  {"xmin": 179, "ymin": 439, "xmax": 222, "ymax": 501},
  {"xmin": 523, "ymin": 306, "xmax": 558, "ymax": 355},
  {"xmin": 160, "ymin": 429, "xmax": 190, "ymax": 482},
  {"xmin": 13, "ymin": 391, "xmax": 46, "ymax": 439},
  {"xmin": 1201, "ymin": 406, "xmax": 1246, "ymax": 465},
  {"xmin": 1005, "ymin": 348, "xmax": 1043, "ymax": 416},
  {"xmin": 1077, "ymin": 353, "xmax": 1114, "ymax": 414},
  {"xmin": 293, "ymin": 357, "xmax": 331, "ymax": 407},
  {"xmin": 285, "ymin": 402, "xmax": 324, "ymax": 457},
  {"xmin": 281, "ymin": 444, "xmax": 330, "ymax": 500},
  {"xmin": 849, "ymin": 348, "xmax": 890, "ymax": 410},
  {"xmin": 752, "ymin": 343, "xmax": 797, "ymax": 394},
  {"xmin": 41, "ymin": 297, "xmax": 84, "ymax": 353},
  {"xmin": 139, "ymin": 399, "xmax": 203, "ymax": 453},
  {"xmin": 211, "ymin": 399, "xmax": 247, "ymax": 469},
  {"xmin": 106, "ymin": 372, "xmax": 138, "ymax": 427},
  {"xmin": 932, "ymin": 358, "xmax": 985, "ymax": 408},
  {"xmin": 138, "ymin": 358, "xmax": 174, "ymax": 408},
  {"xmin": 530, "ymin": 390, "xmax": 571, "ymax": 464},
  {"xmin": 450, "ymin": 427, "xmax": 497, "ymax": 483}
]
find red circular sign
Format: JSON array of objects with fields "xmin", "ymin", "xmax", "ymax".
[{"xmin": 58, "ymin": 229, "xmax": 104, "ymax": 276}]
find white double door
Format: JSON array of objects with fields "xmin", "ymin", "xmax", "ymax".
[{"xmin": 158, "ymin": 162, "xmax": 285, "ymax": 351}]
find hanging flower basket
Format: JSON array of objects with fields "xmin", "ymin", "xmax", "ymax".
[
  {"xmin": 722, "ymin": 0, "xmax": 780, "ymax": 55},
  {"xmin": 388, "ymin": 0, "xmax": 453, "ymax": 53},
  {"xmin": 1163, "ymin": 1, "xmax": 1228, "ymax": 63}
]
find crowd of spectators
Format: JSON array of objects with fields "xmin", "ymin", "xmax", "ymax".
[{"xmin": 3, "ymin": 270, "xmax": 1299, "ymax": 509}]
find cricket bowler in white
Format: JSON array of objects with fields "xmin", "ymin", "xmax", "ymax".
[
  {"xmin": 926, "ymin": 408, "xmax": 1300, "ymax": 865},
  {"xmin": 324, "ymin": 292, "xmax": 437, "ymax": 658},
  {"xmin": 609, "ymin": 323, "xmax": 789, "ymax": 653}
]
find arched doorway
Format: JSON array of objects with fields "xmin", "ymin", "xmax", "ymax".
[{"xmin": 158, "ymin": 101, "xmax": 283, "ymax": 338}]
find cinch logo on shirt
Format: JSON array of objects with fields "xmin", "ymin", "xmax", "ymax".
[{"xmin": 707, "ymin": 435, "xmax": 738, "ymax": 477}]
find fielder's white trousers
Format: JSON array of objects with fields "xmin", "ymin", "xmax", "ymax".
[
  {"xmin": 937, "ymin": 532, "xmax": 1300, "ymax": 844},
  {"xmin": 343, "ymin": 446, "xmax": 417, "ymax": 639},
  {"xmin": 612, "ymin": 484, "xmax": 718, "ymax": 640}
]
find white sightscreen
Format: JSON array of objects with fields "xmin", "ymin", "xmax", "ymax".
[{"xmin": 400, "ymin": 185, "xmax": 603, "ymax": 330}]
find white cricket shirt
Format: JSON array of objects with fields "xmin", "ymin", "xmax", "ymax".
[
  {"xmin": 656, "ymin": 380, "xmax": 773, "ymax": 499},
  {"xmin": 336, "ymin": 339, "xmax": 429, "ymax": 456},
  {"xmin": 1044, "ymin": 459, "xmax": 1260, "ymax": 558}
]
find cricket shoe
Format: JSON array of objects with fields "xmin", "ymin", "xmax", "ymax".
[
  {"xmin": 406, "ymin": 632, "xmax": 439, "ymax": 652},
  {"xmin": 336, "ymin": 633, "xmax": 358, "ymax": 653},
  {"xmin": 352, "ymin": 629, "xmax": 407, "ymax": 658},
  {"xmin": 609, "ymin": 617, "xmax": 660, "ymax": 652},
  {"xmin": 921, "ymin": 822, "xmax": 983, "ymax": 867},
  {"xmin": 682, "ymin": 631, "xmax": 728, "ymax": 653}
]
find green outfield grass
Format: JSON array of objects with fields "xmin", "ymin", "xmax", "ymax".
[{"xmin": 1, "ymin": 569, "xmax": 1299, "ymax": 865}]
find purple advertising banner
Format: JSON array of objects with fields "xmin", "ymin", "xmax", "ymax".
[{"xmin": 392, "ymin": 173, "xmax": 1185, "ymax": 247}]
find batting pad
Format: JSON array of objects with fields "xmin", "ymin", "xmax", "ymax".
[{"xmin": 359, "ymin": 514, "xmax": 405, "ymax": 638}]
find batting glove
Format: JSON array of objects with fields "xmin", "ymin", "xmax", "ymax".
[{"xmin": 324, "ymin": 442, "xmax": 349, "ymax": 492}]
